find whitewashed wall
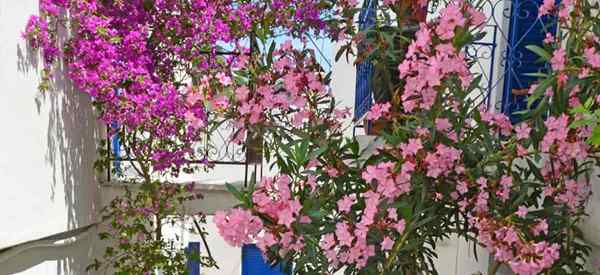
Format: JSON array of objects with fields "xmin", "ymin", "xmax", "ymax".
[{"xmin": 0, "ymin": 1, "xmax": 103, "ymax": 274}]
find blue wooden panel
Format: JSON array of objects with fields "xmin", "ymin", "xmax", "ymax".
[
  {"xmin": 111, "ymin": 88, "xmax": 122, "ymax": 176},
  {"xmin": 354, "ymin": 0, "xmax": 377, "ymax": 120},
  {"xmin": 186, "ymin": 242, "xmax": 201, "ymax": 275},
  {"xmin": 502, "ymin": 0, "xmax": 558, "ymax": 122},
  {"xmin": 242, "ymin": 244, "xmax": 289, "ymax": 275},
  {"xmin": 110, "ymin": 122, "xmax": 122, "ymax": 176}
]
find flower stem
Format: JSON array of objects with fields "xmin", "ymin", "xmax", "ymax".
[
  {"xmin": 381, "ymin": 229, "xmax": 411, "ymax": 275},
  {"xmin": 489, "ymin": 260, "xmax": 501, "ymax": 275}
]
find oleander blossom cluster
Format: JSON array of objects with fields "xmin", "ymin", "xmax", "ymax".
[
  {"xmin": 215, "ymin": 0, "xmax": 465, "ymax": 269},
  {"xmin": 214, "ymin": 42, "xmax": 345, "ymax": 144},
  {"xmin": 215, "ymin": 0, "xmax": 600, "ymax": 273},
  {"xmin": 396, "ymin": 1, "xmax": 484, "ymax": 112}
]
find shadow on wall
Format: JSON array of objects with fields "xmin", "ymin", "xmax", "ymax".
[
  {"xmin": 12, "ymin": 19, "xmax": 103, "ymax": 275},
  {"xmin": 0, "ymin": 227, "xmax": 98, "ymax": 275}
]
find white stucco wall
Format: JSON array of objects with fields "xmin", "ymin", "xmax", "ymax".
[{"xmin": 0, "ymin": 1, "xmax": 102, "ymax": 274}]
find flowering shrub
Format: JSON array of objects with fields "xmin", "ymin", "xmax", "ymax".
[
  {"xmin": 214, "ymin": 1, "xmax": 600, "ymax": 275},
  {"xmin": 23, "ymin": 0, "xmax": 343, "ymax": 273},
  {"xmin": 23, "ymin": 0, "xmax": 600, "ymax": 274}
]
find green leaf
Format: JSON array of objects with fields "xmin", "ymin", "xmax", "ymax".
[
  {"xmin": 143, "ymin": 0, "xmax": 154, "ymax": 11},
  {"xmin": 267, "ymin": 41, "xmax": 276, "ymax": 67},
  {"xmin": 296, "ymin": 140, "xmax": 309, "ymax": 164},
  {"xmin": 524, "ymin": 72, "xmax": 549, "ymax": 78},
  {"xmin": 570, "ymin": 104, "xmax": 588, "ymax": 114},
  {"xmin": 570, "ymin": 118, "xmax": 595, "ymax": 129},
  {"xmin": 526, "ymin": 45, "xmax": 552, "ymax": 61},
  {"xmin": 308, "ymin": 143, "xmax": 328, "ymax": 160},
  {"xmin": 335, "ymin": 44, "xmax": 350, "ymax": 62},
  {"xmin": 225, "ymin": 183, "xmax": 245, "ymax": 202},
  {"xmin": 110, "ymin": 36, "xmax": 122, "ymax": 44},
  {"xmin": 526, "ymin": 158, "xmax": 544, "ymax": 182},
  {"xmin": 247, "ymin": 171, "xmax": 257, "ymax": 195},
  {"xmin": 589, "ymin": 126, "xmax": 600, "ymax": 145},
  {"xmin": 307, "ymin": 209, "xmax": 324, "ymax": 219}
]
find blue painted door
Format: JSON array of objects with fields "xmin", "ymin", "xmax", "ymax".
[
  {"xmin": 354, "ymin": 0, "xmax": 377, "ymax": 120},
  {"xmin": 186, "ymin": 242, "xmax": 201, "ymax": 275},
  {"xmin": 242, "ymin": 244, "xmax": 289, "ymax": 275},
  {"xmin": 502, "ymin": 0, "xmax": 558, "ymax": 122}
]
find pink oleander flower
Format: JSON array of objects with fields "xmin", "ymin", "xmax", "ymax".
[
  {"xmin": 366, "ymin": 102, "xmax": 391, "ymax": 120},
  {"xmin": 387, "ymin": 208, "xmax": 398, "ymax": 221},
  {"xmin": 584, "ymin": 47, "xmax": 600, "ymax": 68},
  {"xmin": 516, "ymin": 206, "xmax": 528, "ymax": 218},
  {"xmin": 235, "ymin": 86, "xmax": 250, "ymax": 102},
  {"xmin": 393, "ymin": 219, "xmax": 406, "ymax": 234},
  {"xmin": 424, "ymin": 144, "xmax": 462, "ymax": 178},
  {"xmin": 381, "ymin": 236, "xmax": 394, "ymax": 250},
  {"xmin": 252, "ymin": 175, "xmax": 303, "ymax": 228},
  {"xmin": 435, "ymin": 118, "xmax": 452, "ymax": 132},
  {"xmin": 497, "ymin": 176, "xmax": 513, "ymax": 201},
  {"xmin": 320, "ymin": 233, "xmax": 336, "ymax": 251},
  {"xmin": 532, "ymin": 219, "xmax": 549, "ymax": 236},
  {"xmin": 335, "ymin": 222, "xmax": 354, "ymax": 247},
  {"xmin": 550, "ymin": 48, "xmax": 566, "ymax": 71},
  {"xmin": 541, "ymin": 114, "xmax": 569, "ymax": 152},
  {"xmin": 292, "ymin": 110, "xmax": 311, "ymax": 127},
  {"xmin": 327, "ymin": 167, "xmax": 340, "ymax": 177},
  {"xmin": 480, "ymin": 109, "xmax": 513, "ymax": 135},
  {"xmin": 212, "ymin": 95, "xmax": 230, "ymax": 110},
  {"xmin": 508, "ymin": 242, "xmax": 560, "ymax": 275},
  {"xmin": 215, "ymin": 208, "xmax": 263, "ymax": 247},
  {"xmin": 543, "ymin": 32, "xmax": 555, "ymax": 44},
  {"xmin": 185, "ymin": 111, "xmax": 206, "ymax": 130},
  {"xmin": 414, "ymin": 23, "xmax": 432, "ymax": 52},
  {"xmin": 400, "ymin": 138, "xmax": 423, "ymax": 158},
  {"xmin": 337, "ymin": 195, "xmax": 356, "ymax": 213},
  {"xmin": 436, "ymin": 3, "xmax": 466, "ymax": 40},
  {"xmin": 558, "ymin": 0, "xmax": 572, "ymax": 19},
  {"xmin": 539, "ymin": 0, "xmax": 555, "ymax": 16},
  {"xmin": 514, "ymin": 123, "xmax": 531, "ymax": 140},
  {"xmin": 554, "ymin": 179, "xmax": 591, "ymax": 212},
  {"xmin": 256, "ymin": 232, "xmax": 278, "ymax": 252},
  {"xmin": 362, "ymin": 161, "xmax": 412, "ymax": 199},
  {"xmin": 467, "ymin": 5, "xmax": 487, "ymax": 28},
  {"xmin": 516, "ymin": 144, "xmax": 529, "ymax": 157}
]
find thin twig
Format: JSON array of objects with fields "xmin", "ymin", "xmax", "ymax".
[{"xmin": 192, "ymin": 217, "xmax": 220, "ymax": 269}]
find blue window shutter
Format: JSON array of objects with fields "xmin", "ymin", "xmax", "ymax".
[
  {"xmin": 242, "ymin": 244, "xmax": 289, "ymax": 275},
  {"xmin": 502, "ymin": 0, "xmax": 558, "ymax": 122},
  {"xmin": 354, "ymin": 0, "xmax": 377, "ymax": 120},
  {"xmin": 186, "ymin": 242, "xmax": 201, "ymax": 275}
]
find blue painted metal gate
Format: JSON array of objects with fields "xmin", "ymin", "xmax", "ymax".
[
  {"xmin": 353, "ymin": 0, "xmax": 559, "ymax": 125},
  {"xmin": 501, "ymin": 0, "xmax": 558, "ymax": 122}
]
